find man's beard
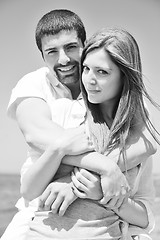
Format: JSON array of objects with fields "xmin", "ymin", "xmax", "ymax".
[{"xmin": 54, "ymin": 61, "xmax": 80, "ymax": 86}]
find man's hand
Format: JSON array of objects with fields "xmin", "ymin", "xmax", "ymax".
[
  {"xmin": 38, "ymin": 175, "xmax": 77, "ymax": 216},
  {"xmin": 71, "ymin": 167, "xmax": 103, "ymax": 200},
  {"xmin": 101, "ymin": 189, "xmax": 130, "ymax": 212},
  {"xmin": 100, "ymin": 166, "xmax": 138, "ymax": 210},
  {"xmin": 59, "ymin": 125, "xmax": 94, "ymax": 156},
  {"xmin": 99, "ymin": 164, "xmax": 130, "ymax": 205}
]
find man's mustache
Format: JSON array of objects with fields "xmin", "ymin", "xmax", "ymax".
[{"xmin": 54, "ymin": 61, "xmax": 79, "ymax": 70}]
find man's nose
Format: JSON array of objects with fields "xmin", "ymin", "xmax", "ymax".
[{"xmin": 58, "ymin": 49, "xmax": 70, "ymax": 65}]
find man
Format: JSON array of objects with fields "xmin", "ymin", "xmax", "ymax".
[{"xmin": 2, "ymin": 9, "xmax": 155, "ymax": 240}]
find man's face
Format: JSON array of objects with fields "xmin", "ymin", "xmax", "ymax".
[{"xmin": 41, "ymin": 30, "xmax": 83, "ymax": 88}]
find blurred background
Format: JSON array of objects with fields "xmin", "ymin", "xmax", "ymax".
[{"xmin": 0, "ymin": 0, "xmax": 160, "ymax": 238}]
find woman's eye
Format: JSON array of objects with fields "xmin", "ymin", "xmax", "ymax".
[
  {"xmin": 83, "ymin": 66, "xmax": 89, "ymax": 72},
  {"xmin": 98, "ymin": 69, "xmax": 108, "ymax": 75}
]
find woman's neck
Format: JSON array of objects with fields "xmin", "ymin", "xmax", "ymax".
[{"xmin": 100, "ymin": 100, "xmax": 118, "ymax": 128}]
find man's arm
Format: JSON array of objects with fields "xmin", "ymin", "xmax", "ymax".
[
  {"xmin": 16, "ymin": 97, "xmax": 64, "ymax": 152},
  {"xmin": 16, "ymin": 97, "xmax": 156, "ymax": 171},
  {"xmin": 16, "ymin": 97, "xmax": 92, "ymax": 155},
  {"xmin": 17, "ymin": 97, "xmax": 156, "ymax": 202},
  {"xmin": 18, "ymin": 98, "xmax": 92, "ymax": 200}
]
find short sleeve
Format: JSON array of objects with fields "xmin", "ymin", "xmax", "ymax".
[{"xmin": 7, "ymin": 68, "xmax": 47, "ymax": 119}]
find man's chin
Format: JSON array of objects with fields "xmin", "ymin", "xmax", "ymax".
[{"xmin": 59, "ymin": 75, "xmax": 79, "ymax": 86}]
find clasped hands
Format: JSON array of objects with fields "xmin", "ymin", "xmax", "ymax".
[
  {"xmin": 38, "ymin": 166, "xmax": 130, "ymax": 216},
  {"xmin": 71, "ymin": 166, "xmax": 130, "ymax": 210}
]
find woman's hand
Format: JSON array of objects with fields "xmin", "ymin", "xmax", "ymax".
[
  {"xmin": 71, "ymin": 167, "xmax": 103, "ymax": 200},
  {"xmin": 38, "ymin": 175, "xmax": 77, "ymax": 216},
  {"xmin": 63, "ymin": 152, "xmax": 131, "ymax": 208}
]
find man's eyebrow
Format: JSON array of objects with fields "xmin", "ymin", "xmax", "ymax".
[
  {"xmin": 64, "ymin": 42, "xmax": 79, "ymax": 47},
  {"xmin": 44, "ymin": 47, "xmax": 56, "ymax": 52},
  {"xmin": 44, "ymin": 42, "xmax": 78, "ymax": 52}
]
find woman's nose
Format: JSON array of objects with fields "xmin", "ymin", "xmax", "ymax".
[
  {"xmin": 88, "ymin": 71, "xmax": 97, "ymax": 84},
  {"xmin": 89, "ymin": 79, "xmax": 97, "ymax": 85}
]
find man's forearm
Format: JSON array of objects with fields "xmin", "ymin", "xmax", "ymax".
[
  {"xmin": 16, "ymin": 98, "xmax": 156, "ymax": 171},
  {"xmin": 62, "ymin": 152, "xmax": 119, "ymax": 175},
  {"xmin": 29, "ymin": 127, "xmax": 157, "ymax": 173},
  {"xmin": 62, "ymin": 136, "xmax": 155, "ymax": 173},
  {"xmin": 21, "ymin": 146, "xmax": 65, "ymax": 201}
]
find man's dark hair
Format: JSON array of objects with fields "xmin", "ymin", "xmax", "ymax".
[{"xmin": 35, "ymin": 9, "xmax": 86, "ymax": 53}]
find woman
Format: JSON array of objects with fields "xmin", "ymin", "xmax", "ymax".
[{"xmin": 25, "ymin": 28, "xmax": 159, "ymax": 239}]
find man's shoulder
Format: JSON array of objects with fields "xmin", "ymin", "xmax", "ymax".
[
  {"xmin": 15, "ymin": 67, "xmax": 49, "ymax": 89},
  {"xmin": 21, "ymin": 67, "xmax": 48, "ymax": 81}
]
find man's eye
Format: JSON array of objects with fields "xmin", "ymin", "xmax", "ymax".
[
  {"xmin": 66, "ymin": 45, "xmax": 77, "ymax": 51},
  {"xmin": 48, "ymin": 50, "xmax": 57, "ymax": 55}
]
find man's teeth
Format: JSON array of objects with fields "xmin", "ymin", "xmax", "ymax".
[{"xmin": 58, "ymin": 66, "xmax": 74, "ymax": 72}]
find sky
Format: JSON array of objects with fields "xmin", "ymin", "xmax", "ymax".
[{"xmin": 0, "ymin": 0, "xmax": 160, "ymax": 174}]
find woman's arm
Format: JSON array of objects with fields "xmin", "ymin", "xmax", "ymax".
[
  {"xmin": 63, "ymin": 152, "xmax": 130, "ymax": 203},
  {"xmin": 113, "ymin": 159, "xmax": 155, "ymax": 229},
  {"xmin": 117, "ymin": 122, "xmax": 157, "ymax": 171},
  {"xmin": 115, "ymin": 198, "xmax": 148, "ymax": 228}
]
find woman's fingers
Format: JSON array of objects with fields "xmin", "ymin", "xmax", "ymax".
[
  {"xmin": 77, "ymin": 167, "xmax": 100, "ymax": 181},
  {"xmin": 71, "ymin": 171, "xmax": 88, "ymax": 193},
  {"xmin": 71, "ymin": 185, "xmax": 87, "ymax": 199}
]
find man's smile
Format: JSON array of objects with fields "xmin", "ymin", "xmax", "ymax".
[{"xmin": 57, "ymin": 65, "xmax": 75, "ymax": 73}]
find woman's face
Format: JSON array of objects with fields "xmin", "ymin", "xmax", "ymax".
[{"xmin": 82, "ymin": 48, "xmax": 123, "ymax": 111}]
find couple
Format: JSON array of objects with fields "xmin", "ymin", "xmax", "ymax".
[{"xmin": 2, "ymin": 9, "xmax": 159, "ymax": 240}]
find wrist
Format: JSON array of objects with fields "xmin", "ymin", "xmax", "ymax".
[
  {"xmin": 101, "ymin": 159, "xmax": 118, "ymax": 175},
  {"xmin": 115, "ymin": 198, "xmax": 129, "ymax": 215},
  {"xmin": 47, "ymin": 143, "xmax": 66, "ymax": 159}
]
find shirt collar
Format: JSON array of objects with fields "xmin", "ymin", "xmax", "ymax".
[
  {"xmin": 46, "ymin": 67, "xmax": 82, "ymax": 100},
  {"xmin": 46, "ymin": 68, "xmax": 60, "ymax": 87}
]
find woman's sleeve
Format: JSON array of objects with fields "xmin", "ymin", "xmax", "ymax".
[{"xmin": 132, "ymin": 157, "xmax": 155, "ymax": 233}]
